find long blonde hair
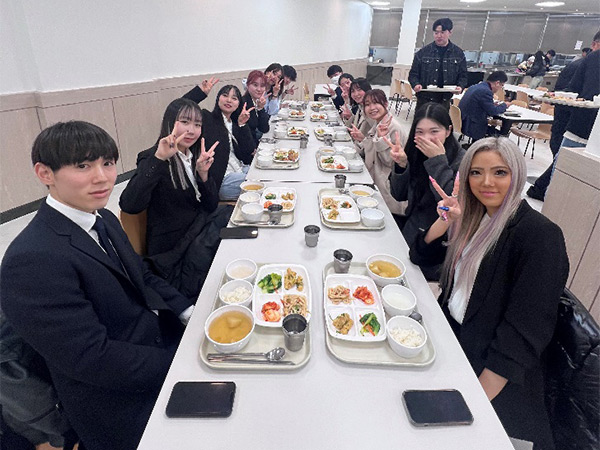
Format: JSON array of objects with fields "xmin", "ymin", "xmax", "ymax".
[{"xmin": 440, "ymin": 137, "xmax": 526, "ymax": 299}]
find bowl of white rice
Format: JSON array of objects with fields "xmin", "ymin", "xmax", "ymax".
[
  {"xmin": 219, "ymin": 279, "xmax": 253, "ymax": 308},
  {"xmin": 386, "ymin": 316, "xmax": 427, "ymax": 358}
]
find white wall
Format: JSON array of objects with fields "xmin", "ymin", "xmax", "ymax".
[{"xmin": 1, "ymin": 0, "xmax": 372, "ymax": 94}]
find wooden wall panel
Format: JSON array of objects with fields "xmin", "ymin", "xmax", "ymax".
[{"xmin": 0, "ymin": 108, "xmax": 46, "ymax": 212}]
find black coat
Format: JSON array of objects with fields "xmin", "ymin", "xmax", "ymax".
[
  {"xmin": 0, "ymin": 203, "xmax": 190, "ymax": 450},
  {"xmin": 410, "ymin": 201, "xmax": 569, "ymax": 448},
  {"xmin": 241, "ymin": 91, "xmax": 270, "ymax": 147},
  {"xmin": 183, "ymin": 87, "xmax": 255, "ymax": 189},
  {"xmin": 565, "ymin": 50, "xmax": 600, "ymax": 140},
  {"xmin": 120, "ymin": 147, "xmax": 219, "ymax": 256}
]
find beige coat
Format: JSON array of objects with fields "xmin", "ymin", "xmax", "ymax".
[
  {"xmin": 343, "ymin": 105, "xmax": 375, "ymax": 150},
  {"xmin": 361, "ymin": 115, "xmax": 407, "ymax": 216}
]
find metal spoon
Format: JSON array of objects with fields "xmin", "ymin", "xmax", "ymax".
[{"xmin": 207, "ymin": 347, "xmax": 286, "ymax": 361}]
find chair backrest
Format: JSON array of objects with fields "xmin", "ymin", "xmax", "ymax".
[
  {"xmin": 511, "ymin": 100, "xmax": 528, "ymax": 108},
  {"xmin": 119, "ymin": 210, "xmax": 147, "ymax": 255},
  {"xmin": 544, "ymin": 288, "xmax": 600, "ymax": 450},
  {"xmin": 518, "ymin": 83, "xmax": 529, "ymax": 87},
  {"xmin": 496, "ymin": 89, "xmax": 505, "ymax": 102},
  {"xmin": 390, "ymin": 79, "xmax": 403, "ymax": 98},
  {"xmin": 401, "ymin": 81, "xmax": 415, "ymax": 99},
  {"xmin": 537, "ymin": 123, "xmax": 552, "ymax": 135},
  {"xmin": 540, "ymin": 102, "xmax": 555, "ymax": 115},
  {"xmin": 516, "ymin": 91, "xmax": 529, "ymax": 105},
  {"xmin": 536, "ymin": 86, "xmax": 549, "ymax": 92},
  {"xmin": 449, "ymin": 105, "xmax": 462, "ymax": 134}
]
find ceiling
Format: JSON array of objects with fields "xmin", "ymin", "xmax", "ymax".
[{"xmin": 362, "ymin": 0, "xmax": 600, "ymax": 14}]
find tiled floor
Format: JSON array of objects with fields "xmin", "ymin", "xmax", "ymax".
[{"xmin": 0, "ymin": 88, "xmax": 550, "ymax": 261}]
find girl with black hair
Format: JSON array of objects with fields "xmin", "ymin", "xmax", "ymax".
[
  {"xmin": 341, "ymin": 78, "xmax": 374, "ymax": 140},
  {"xmin": 389, "ymin": 102, "xmax": 465, "ymax": 279}
]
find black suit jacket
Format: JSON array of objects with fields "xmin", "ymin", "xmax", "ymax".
[
  {"xmin": 120, "ymin": 146, "xmax": 219, "ymax": 256},
  {"xmin": 458, "ymin": 82, "xmax": 508, "ymax": 141},
  {"xmin": 0, "ymin": 202, "xmax": 192, "ymax": 450},
  {"xmin": 410, "ymin": 201, "xmax": 569, "ymax": 447},
  {"xmin": 241, "ymin": 91, "xmax": 270, "ymax": 147}
]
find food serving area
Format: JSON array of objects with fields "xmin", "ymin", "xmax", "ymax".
[{"xmin": 138, "ymin": 100, "xmax": 515, "ymax": 449}]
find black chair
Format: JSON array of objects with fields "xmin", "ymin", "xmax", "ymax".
[{"xmin": 544, "ymin": 288, "xmax": 599, "ymax": 450}]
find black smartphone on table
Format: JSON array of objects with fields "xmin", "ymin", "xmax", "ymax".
[
  {"xmin": 166, "ymin": 381, "xmax": 236, "ymax": 418},
  {"xmin": 402, "ymin": 389, "xmax": 473, "ymax": 426},
  {"xmin": 219, "ymin": 227, "xmax": 258, "ymax": 239}
]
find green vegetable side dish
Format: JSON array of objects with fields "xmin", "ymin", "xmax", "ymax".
[
  {"xmin": 265, "ymin": 193, "xmax": 277, "ymax": 200},
  {"xmin": 322, "ymin": 157, "xmax": 334, "ymax": 164},
  {"xmin": 359, "ymin": 312, "xmax": 381, "ymax": 336},
  {"xmin": 258, "ymin": 273, "xmax": 282, "ymax": 293}
]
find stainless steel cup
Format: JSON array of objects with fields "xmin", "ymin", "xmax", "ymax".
[
  {"xmin": 333, "ymin": 249, "xmax": 353, "ymax": 273},
  {"xmin": 282, "ymin": 314, "xmax": 308, "ymax": 351},
  {"xmin": 334, "ymin": 174, "xmax": 346, "ymax": 189},
  {"xmin": 267, "ymin": 204, "xmax": 283, "ymax": 223},
  {"xmin": 304, "ymin": 225, "xmax": 320, "ymax": 247},
  {"xmin": 300, "ymin": 135, "xmax": 308, "ymax": 149}
]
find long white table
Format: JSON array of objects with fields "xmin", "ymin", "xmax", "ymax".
[
  {"xmin": 503, "ymin": 84, "xmax": 546, "ymax": 99},
  {"xmin": 138, "ymin": 180, "xmax": 514, "ymax": 449},
  {"xmin": 496, "ymin": 104, "xmax": 554, "ymax": 124}
]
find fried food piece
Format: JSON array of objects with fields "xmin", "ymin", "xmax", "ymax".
[
  {"xmin": 327, "ymin": 209, "xmax": 339, "ymax": 220},
  {"xmin": 332, "ymin": 313, "xmax": 354, "ymax": 335},
  {"xmin": 283, "ymin": 268, "xmax": 304, "ymax": 291}
]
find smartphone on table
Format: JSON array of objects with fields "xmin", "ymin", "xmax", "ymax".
[
  {"xmin": 166, "ymin": 381, "xmax": 236, "ymax": 418},
  {"xmin": 219, "ymin": 227, "xmax": 258, "ymax": 239},
  {"xmin": 402, "ymin": 389, "xmax": 473, "ymax": 426}
]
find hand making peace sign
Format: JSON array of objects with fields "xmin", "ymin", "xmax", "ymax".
[
  {"xmin": 238, "ymin": 102, "xmax": 255, "ymax": 126},
  {"xmin": 255, "ymin": 93, "xmax": 267, "ymax": 110},
  {"xmin": 195, "ymin": 138, "xmax": 219, "ymax": 182},
  {"xmin": 429, "ymin": 172, "xmax": 461, "ymax": 223},
  {"xmin": 348, "ymin": 124, "xmax": 365, "ymax": 143},
  {"xmin": 382, "ymin": 131, "xmax": 407, "ymax": 168},
  {"xmin": 376, "ymin": 114, "xmax": 393, "ymax": 138},
  {"xmin": 200, "ymin": 77, "xmax": 220, "ymax": 95},
  {"xmin": 155, "ymin": 132, "xmax": 187, "ymax": 161}
]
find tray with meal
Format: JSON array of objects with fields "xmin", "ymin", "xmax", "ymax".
[
  {"xmin": 316, "ymin": 152, "xmax": 363, "ymax": 173},
  {"xmin": 199, "ymin": 260, "xmax": 311, "ymax": 370},
  {"xmin": 318, "ymin": 187, "xmax": 385, "ymax": 231},
  {"xmin": 314, "ymin": 127, "xmax": 351, "ymax": 142},
  {"xmin": 229, "ymin": 183, "xmax": 295, "ymax": 228},
  {"xmin": 541, "ymin": 94, "xmax": 598, "ymax": 109},
  {"xmin": 284, "ymin": 126, "xmax": 309, "ymax": 140},
  {"xmin": 310, "ymin": 112, "xmax": 328, "ymax": 121},
  {"xmin": 421, "ymin": 85, "xmax": 458, "ymax": 93},
  {"xmin": 288, "ymin": 109, "xmax": 306, "ymax": 120},
  {"xmin": 322, "ymin": 260, "xmax": 435, "ymax": 367},
  {"xmin": 255, "ymin": 147, "xmax": 300, "ymax": 170}
]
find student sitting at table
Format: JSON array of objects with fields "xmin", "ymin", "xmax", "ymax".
[
  {"xmin": 341, "ymin": 77, "xmax": 374, "ymax": 136},
  {"xmin": 349, "ymin": 89, "xmax": 406, "ymax": 216},
  {"xmin": 388, "ymin": 102, "xmax": 464, "ymax": 279},
  {"xmin": 184, "ymin": 84, "xmax": 255, "ymax": 200},
  {"xmin": 458, "ymin": 71, "xmax": 511, "ymax": 141},
  {"xmin": 280, "ymin": 64, "xmax": 298, "ymax": 100},
  {"xmin": 324, "ymin": 64, "xmax": 346, "ymax": 110},
  {"xmin": 240, "ymin": 70, "xmax": 271, "ymax": 148},
  {"xmin": 409, "ymin": 137, "xmax": 568, "ymax": 449},
  {"xmin": 1, "ymin": 121, "xmax": 194, "ymax": 450},
  {"xmin": 263, "ymin": 63, "xmax": 283, "ymax": 115},
  {"xmin": 120, "ymin": 98, "xmax": 231, "ymax": 299}
]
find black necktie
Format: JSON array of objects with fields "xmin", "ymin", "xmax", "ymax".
[{"xmin": 92, "ymin": 216, "xmax": 122, "ymax": 269}]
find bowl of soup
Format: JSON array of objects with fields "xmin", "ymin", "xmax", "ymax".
[
  {"xmin": 240, "ymin": 181, "xmax": 265, "ymax": 194},
  {"xmin": 381, "ymin": 285, "xmax": 416, "ymax": 317},
  {"xmin": 366, "ymin": 254, "xmax": 406, "ymax": 287},
  {"xmin": 226, "ymin": 258, "xmax": 258, "ymax": 282},
  {"xmin": 205, "ymin": 305, "xmax": 255, "ymax": 353},
  {"xmin": 348, "ymin": 185, "xmax": 374, "ymax": 199}
]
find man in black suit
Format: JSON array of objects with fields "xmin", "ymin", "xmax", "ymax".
[{"xmin": 0, "ymin": 121, "xmax": 193, "ymax": 450}]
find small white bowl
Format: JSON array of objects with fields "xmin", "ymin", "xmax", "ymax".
[
  {"xmin": 219, "ymin": 279, "xmax": 253, "ymax": 307},
  {"xmin": 357, "ymin": 196, "xmax": 378, "ymax": 210},
  {"xmin": 348, "ymin": 159, "xmax": 363, "ymax": 171},
  {"xmin": 205, "ymin": 305, "xmax": 255, "ymax": 353},
  {"xmin": 258, "ymin": 149, "xmax": 274, "ymax": 157},
  {"xmin": 239, "ymin": 192, "xmax": 261, "ymax": 206},
  {"xmin": 381, "ymin": 285, "xmax": 417, "ymax": 317},
  {"xmin": 240, "ymin": 181, "xmax": 265, "ymax": 194},
  {"xmin": 241, "ymin": 203, "xmax": 264, "ymax": 222},
  {"xmin": 335, "ymin": 131, "xmax": 349, "ymax": 140},
  {"xmin": 274, "ymin": 129, "xmax": 287, "ymax": 138},
  {"xmin": 257, "ymin": 155, "xmax": 272, "ymax": 167},
  {"xmin": 349, "ymin": 185, "xmax": 374, "ymax": 199},
  {"xmin": 386, "ymin": 316, "xmax": 427, "ymax": 358},
  {"xmin": 341, "ymin": 147, "xmax": 356, "ymax": 158},
  {"xmin": 366, "ymin": 254, "xmax": 406, "ymax": 287},
  {"xmin": 319, "ymin": 146, "xmax": 335, "ymax": 154},
  {"xmin": 226, "ymin": 258, "xmax": 258, "ymax": 282},
  {"xmin": 361, "ymin": 208, "xmax": 384, "ymax": 227}
]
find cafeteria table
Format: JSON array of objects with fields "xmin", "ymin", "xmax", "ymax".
[
  {"xmin": 503, "ymin": 84, "xmax": 545, "ymax": 99},
  {"xmin": 495, "ymin": 104, "xmax": 554, "ymax": 136},
  {"xmin": 138, "ymin": 178, "xmax": 515, "ymax": 449}
]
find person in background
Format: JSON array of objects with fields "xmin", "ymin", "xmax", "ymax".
[
  {"xmin": 410, "ymin": 137, "xmax": 568, "ymax": 449},
  {"xmin": 1, "ymin": 121, "xmax": 194, "ymax": 450},
  {"xmin": 459, "ymin": 71, "xmax": 511, "ymax": 141},
  {"xmin": 120, "ymin": 99, "xmax": 230, "ymax": 299},
  {"xmin": 336, "ymin": 73, "xmax": 354, "ymax": 111},
  {"xmin": 544, "ymin": 49, "xmax": 556, "ymax": 70},
  {"xmin": 263, "ymin": 63, "xmax": 283, "ymax": 115},
  {"xmin": 527, "ymin": 51, "xmax": 547, "ymax": 88},
  {"xmin": 324, "ymin": 64, "xmax": 346, "ymax": 110},
  {"xmin": 342, "ymin": 78, "xmax": 375, "ymax": 150},
  {"xmin": 408, "ymin": 18, "xmax": 467, "ymax": 112},
  {"xmin": 353, "ymin": 89, "xmax": 406, "ymax": 217},
  {"xmin": 527, "ymin": 32, "xmax": 600, "ymax": 201},
  {"xmin": 388, "ymin": 102, "xmax": 464, "ymax": 278},
  {"xmin": 240, "ymin": 70, "xmax": 270, "ymax": 147},
  {"xmin": 280, "ymin": 64, "xmax": 297, "ymax": 100},
  {"xmin": 573, "ymin": 47, "xmax": 591, "ymax": 61}
]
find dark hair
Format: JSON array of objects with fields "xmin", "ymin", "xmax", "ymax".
[
  {"xmin": 157, "ymin": 98, "xmax": 203, "ymax": 190},
  {"xmin": 363, "ymin": 89, "xmax": 388, "ymax": 107},
  {"xmin": 546, "ymin": 49, "xmax": 556, "ymax": 57},
  {"xmin": 487, "ymin": 71, "xmax": 508, "ymax": 83},
  {"xmin": 339, "ymin": 73, "xmax": 354, "ymax": 85},
  {"xmin": 349, "ymin": 78, "xmax": 372, "ymax": 106},
  {"xmin": 533, "ymin": 50, "xmax": 545, "ymax": 65},
  {"xmin": 265, "ymin": 63, "xmax": 282, "ymax": 75},
  {"xmin": 594, "ymin": 30, "xmax": 600, "ymax": 43},
  {"xmin": 327, "ymin": 65, "xmax": 343, "ymax": 78},
  {"xmin": 212, "ymin": 85, "xmax": 243, "ymax": 123},
  {"xmin": 32, "ymin": 121, "xmax": 119, "ymax": 171},
  {"xmin": 282, "ymin": 65, "xmax": 297, "ymax": 82},
  {"xmin": 432, "ymin": 18, "xmax": 453, "ymax": 31},
  {"xmin": 405, "ymin": 103, "xmax": 460, "ymax": 205},
  {"xmin": 581, "ymin": 47, "xmax": 591, "ymax": 55}
]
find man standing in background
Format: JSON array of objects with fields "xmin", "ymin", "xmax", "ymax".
[{"xmin": 409, "ymin": 18, "xmax": 467, "ymax": 112}]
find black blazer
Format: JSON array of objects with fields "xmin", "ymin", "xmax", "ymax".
[
  {"xmin": 241, "ymin": 91, "xmax": 270, "ymax": 147},
  {"xmin": 120, "ymin": 147, "xmax": 219, "ymax": 256},
  {"xmin": 0, "ymin": 202, "xmax": 191, "ymax": 450},
  {"xmin": 410, "ymin": 201, "xmax": 569, "ymax": 447}
]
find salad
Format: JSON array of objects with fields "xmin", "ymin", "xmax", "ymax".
[
  {"xmin": 258, "ymin": 273, "xmax": 282, "ymax": 293},
  {"xmin": 359, "ymin": 313, "xmax": 381, "ymax": 336}
]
